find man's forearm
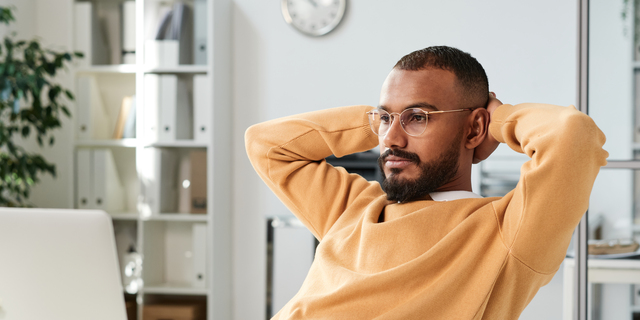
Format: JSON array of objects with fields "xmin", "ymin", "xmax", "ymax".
[{"xmin": 245, "ymin": 105, "xmax": 380, "ymax": 238}]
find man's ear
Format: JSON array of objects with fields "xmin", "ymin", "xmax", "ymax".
[{"xmin": 464, "ymin": 108, "xmax": 490, "ymax": 150}]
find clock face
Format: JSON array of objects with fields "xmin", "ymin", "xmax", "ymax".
[{"xmin": 281, "ymin": 0, "xmax": 347, "ymax": 37}]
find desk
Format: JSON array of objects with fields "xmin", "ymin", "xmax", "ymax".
[{"xmin": 563, "ymin": 258, "xmax": 640, "ymax": 320}]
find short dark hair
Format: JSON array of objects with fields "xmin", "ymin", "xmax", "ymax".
[{"xmin": 394, "ymin": 46, "xmax": 489, "ymax": 108}]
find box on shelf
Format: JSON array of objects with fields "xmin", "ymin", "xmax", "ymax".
[{"xmin": 143, "ymin": 303, "xmax": 205, "ymax": 320}]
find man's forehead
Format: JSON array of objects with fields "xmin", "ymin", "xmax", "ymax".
[{"xmin": 379, "ymin": 68, "xmax": 460, "ymax": 111}]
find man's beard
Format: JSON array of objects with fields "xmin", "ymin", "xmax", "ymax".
[{"xmin": 378, "ymin": 132, "xmax": 462, "ymax": 203}]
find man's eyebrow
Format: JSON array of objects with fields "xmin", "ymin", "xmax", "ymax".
[
  {"xmin": 377, "ymin": 103, "xmax": 439, "ymax": 111},
  {"xmin": 407, "ymin": 102, "xmax": 439, "ymax": 111}
]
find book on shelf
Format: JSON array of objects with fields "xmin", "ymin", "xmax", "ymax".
[
  {"xmin": 112, "ymin": 95, "xmax": 136, "ymax": 139},
  {"xmin": 122, "ymin": 95, "xmax": 137, "ymax": 139}
]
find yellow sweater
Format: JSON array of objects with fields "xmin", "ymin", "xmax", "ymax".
[{"xmin": 245, "ymin": 103, "xmax": 608, "ymax": 319}]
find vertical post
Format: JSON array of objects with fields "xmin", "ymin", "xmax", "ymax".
[{"xmin": 575, "ymin": 0, "xmax": 589, "ymax": 319}]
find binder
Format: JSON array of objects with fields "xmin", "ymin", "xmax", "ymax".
[
  {"xmin": 101, "ymin": 1, "xmax": 122, "ymax": 65},
  {"xmin": 138, "ymin": 148, "xmax": 178, "ymax": 214},
  {"xmin": 158, "ymin": 75, "xmax": 178, "ymax": 142},
  {"xmin": 73, "ymin": 2, "xmax": 109, "ymax": 67},
  {"xmin": 143, "ymin": 74, "xmax": 160, "ymax": 143},
  {"xmin": 121, "ymin": 1, "xmax": 136, "ymax": 64},
  {"xmin": 193, "ymin": 0, "xmax": 207, "ymax": 65},
  {"xmin": 192, "ymin": 223, "xmax": 207, "ymax": 288},
  {"xmin": 193, "ymin": 75, "xmax": 212, "ymax": 142},
  {"xmin": 93, "ymin": 149, "xmax": 125, "ymax": 213},
  {"xmin": 157, "ymin": 75, "xmax": 192, "ymax": 142},
  {"xmin": 76, "ymin": 75, "xmax": 111, "ymax": 140},
  {"xmin": 76, "ymin": 149, "xmax": 92, "ymax": 209}
]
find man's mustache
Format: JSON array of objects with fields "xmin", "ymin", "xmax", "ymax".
[{"xmin": 378, "ymin": 148, "xmax": 421, "ymax": 165}]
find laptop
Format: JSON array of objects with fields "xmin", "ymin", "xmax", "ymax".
[{"xmin": 0, "ymin": 208, "xmax": 127, "ymax": 320}]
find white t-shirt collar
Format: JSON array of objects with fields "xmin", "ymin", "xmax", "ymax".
[{"xmin": 429, "ymin": 191, "xmax": 483, "ymax": 202}]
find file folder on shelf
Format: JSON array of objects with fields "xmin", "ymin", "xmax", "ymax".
[
  {"xmin": 143, "ymin": 74, "xmax": 160, "ymax": 142},
  {"xmin": 76, "ymin": 149, "xmax": 92, "ymax": 209},
  {"xmin": 193, "ymin": 0, "xmax": 207, "ymax": 65},
  {"xmin": 76, "ymin": 76, "xmax": 111, "ymax": 140},
  {"xmin": 193, "ymin": 75, "xmax": 212, "ymax": 143},
  {"xmin": 138, "ymin": 148, "xmax": 178, "ymax": 215},
  {"xmin": 93, "ymin": 149, "xmax": 125, "ymax": 213},
  {"xmin": 121, "ymin": 1, "xmax": 136, "ymax": 64},
  {"xmin": 144, "ymin": 74, "xmax": 193, "ymax": 143},
  {"xmin": 192, "ymin": 223, "xmax": 207, "ymax": 288},
  {"xmin": 73, "ymin": 2, "xmax": 109, "ymax": 67},
  {"xmin": 159, "ymin": 75, "xmax": 192, "ymax": 142},
  {"xmin": 75, "ymin": 149, "xmax": 125, "ymax": 213}
]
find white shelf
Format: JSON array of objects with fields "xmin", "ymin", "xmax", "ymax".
[
  {"xmin": 143, "ymin": 140, "xmax": 208, "ymax": 148},
  {"xmin": 76, "ymin": 139, "xmax": 139, "ymax": 148},
  {"xmin": 71, "ymin": 0, "xmax": 231, "ymax": 318},
  {"xmin": 143, "ymin": 282, "xmax": 208, "ymax": 296},
  {"xmin": 76, "ymin": 64, "xmax": 138, "ymax": 74},
  {"xmin": 110, "ymin": 212, "xmax": 139, "ymax": 221},
  {"xmin": 142, "ymin": 213, "xmax": 209, "ymax": 222},
  {"xmin": 144, "ymin": 65, "xmax": 208, "ymax": 74}
]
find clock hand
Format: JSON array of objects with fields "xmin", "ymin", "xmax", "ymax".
[{"xmin": 307, "ymin": 0, "xmax": 318, "ymax": 7}]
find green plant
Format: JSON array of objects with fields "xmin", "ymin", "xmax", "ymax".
[{"xmin": 0, "ymin": 6, "xmax": 82, "ymax": 206}]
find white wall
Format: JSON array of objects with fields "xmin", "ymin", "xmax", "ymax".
[{"xmin": 232, "ymin": 0, "xmax": 577, "ymax": 319}]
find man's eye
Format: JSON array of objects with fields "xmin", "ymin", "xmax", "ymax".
[
  {"xmin": 380, "ymin": 114, "xmax": 391, "ymax": 123},
  {"xmin": 409, "ymin": 114, "xmax": 426, "ymax": 122}
]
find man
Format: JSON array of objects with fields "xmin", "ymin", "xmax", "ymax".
[{"xmin": 245, "ymin": 46, "xmax": 608, "ymax": 319}]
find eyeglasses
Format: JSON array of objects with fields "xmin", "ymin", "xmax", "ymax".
[{"xmin": 367, "ymin": 107, "xmax": 478, "ymax": 137}]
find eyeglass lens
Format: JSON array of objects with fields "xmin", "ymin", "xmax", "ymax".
[{"xmin": 369, "ymin": 109, "xmax": 428, "ymax": 136}]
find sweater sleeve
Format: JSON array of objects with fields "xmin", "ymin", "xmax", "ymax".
[
  {"xmin": 245, "ymin": 105, "xmax": 381, "ymax": 239},
  {"xmin": 489, "ymin": 103, "xmax": 608, "ymax": 273}
]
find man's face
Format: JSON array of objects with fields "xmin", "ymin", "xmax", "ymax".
[{"xmin": 377, "ymin": 68, "xmax": 467, "ymax": 202}]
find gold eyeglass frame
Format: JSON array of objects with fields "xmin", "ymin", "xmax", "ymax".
[{"xmin": 367, "ymin": 107, "xmax": 479, "ymax": 137}]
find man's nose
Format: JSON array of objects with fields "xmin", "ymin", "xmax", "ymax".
[{"xmin": 382, "ymin": 117, "xmax": 408, "ymax": 149}]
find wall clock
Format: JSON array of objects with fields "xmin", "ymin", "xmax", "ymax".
[{"xmin": 281, "ymin": 0, "xmax": 347, "ymax": 37}]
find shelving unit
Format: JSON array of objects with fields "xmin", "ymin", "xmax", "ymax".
[{"xmin": 71, "ymin": 0, "xmax": 231, "ymax": 319}]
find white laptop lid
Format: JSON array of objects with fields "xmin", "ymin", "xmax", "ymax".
[{"xmin": 0, "ymin": 208, "xmax": 127, "ymax": 320}]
